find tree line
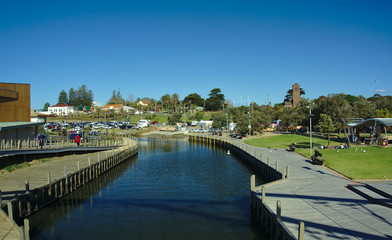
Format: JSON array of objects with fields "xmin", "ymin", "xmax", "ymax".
[
  {"xmin": 47, "ymin": 85, "xmax": 392, "ymax": 138},
  {"xmin": 210, "ymin": 93, "xmax": 392, "ymax": 137}
]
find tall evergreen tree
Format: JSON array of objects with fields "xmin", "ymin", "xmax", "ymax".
[
  {"xmin": 107, "ymin": 90, "xmax": 124, "ymax": 104},
  {"xmin": 205, "ymin": 88, "xmax": 225, "ymax": 111},
  {"xmin": 58, "ymin": 90, "xmax": 68, "ymax": 104},
  {"xmin": 68, "ymin": 88, "xmax": 76, "ymax": 106}
]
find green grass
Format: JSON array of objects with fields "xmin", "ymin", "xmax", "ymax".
[
  {"xmin": 1, "ymin": 156, "xmax": 54, "ymax": 172},
  {"xmin": 245, "ymin": 134, "xmax": 392, "ymax": 180},
  {"xmin": 245, "ymin": 134, "xmax": 331, "ymax": 149}
]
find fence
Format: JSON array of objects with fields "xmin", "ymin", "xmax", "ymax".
[{"xmin": 0, "ymin": 136, "xmax": 124, "ymax": 150}]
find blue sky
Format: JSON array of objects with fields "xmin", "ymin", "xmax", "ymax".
[{"xmin": 0, "ymin": 0, "xmax": 391, "ymax": 109}]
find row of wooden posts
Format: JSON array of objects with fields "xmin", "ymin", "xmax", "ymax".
[
  {"xmin": 189, "ymin": 133, "xmax": 303, "ymax": 240},
  {"xmin": 0, "ymin": 137, "xmax": 123, "ymax": 150},
  {"xmin": 1, "ymin": 140, "xmax": 138, "ymax": 240}
]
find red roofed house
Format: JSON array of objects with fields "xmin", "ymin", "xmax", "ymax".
[{"xmin": 48, "ymin": 104, "xmax": 75, "ymax": 116}]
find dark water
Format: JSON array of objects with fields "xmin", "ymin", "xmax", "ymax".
[{"xmin": 29, "ymin": 137, "xmax": 266, "ymax": 240}]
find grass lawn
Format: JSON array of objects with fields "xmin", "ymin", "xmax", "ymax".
[{"xmin": 245, "ymin": 134, "xmax": 392, "ymax": 180}]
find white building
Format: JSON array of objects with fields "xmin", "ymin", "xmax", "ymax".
[{"xmin": 48, "ymin": 104, "xmax": 75, "ymax": 116}]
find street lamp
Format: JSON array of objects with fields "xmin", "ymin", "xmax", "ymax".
[
  {"xmin": 248, "ymin": 111, "xmax": 251, "ymax": 139},
  {"xmin": 310, "ymin": 107, "xmax": 312, "ymax": 156},
  {"xmin": 226, "ymin": 113, "xmax": 228, "ymax": 133}
]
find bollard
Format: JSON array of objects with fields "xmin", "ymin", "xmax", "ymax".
[
  {"xmin": 276, "ymin": 161, "xmax": 279, "ymax": 171},
  {"xmin": 77, "ymin": 161, "xmax": 80, "ymax": 171},
  {"xmin": 261, "ymin": 186, "xmax": 265, "ymax": 202},
  {"xmin": 89, "ymin": 157, "xmax": 91, "ymax": 165},
  {"xmin": 298, "ymin": 221, "xmax": 305, "ymax": 240},
  {"xmin": 277, "ymin": 200, "xmax": 281, "ymax": 221},
  {"xmin": 47, "ymin": 172, "xmax": 51, "ymax": 184},
  {"xmin": 286, "ymin": 166, "xmax": 290, "ymax": 178},
  {"xmin": 64, "ymin": 166, "xmax": 68, "ymax": 185},
  {"xmin": 267, "ymin": 157, "xmax": 270, "ymax": 166},
  {"xmin": 25, "ymin": 180, "xmax": 30, "ymax": 193},
  {"xmin": 250, "ymin": 175, "xmax": 255, "ymax": 192},
  {"xmin": 106, "ymin": 151, "xmax": 108, "ymax": 159},
  {"xmin": 282, "ymin": 167, "xmax": 286, "ymax": 179},
  {"xmin": 24, "ymin": 218, "xmax": 30, "ymax": 240},
  {"xmin": 7, "ymin": 201, "xmax": 13, "ymax": 220}
]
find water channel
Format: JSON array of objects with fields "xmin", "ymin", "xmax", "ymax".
[{"xmin": 28, "ymin": 137, "xmax": 266, "ymax": 239}]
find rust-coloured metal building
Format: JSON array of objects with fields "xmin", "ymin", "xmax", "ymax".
[
  {"xmin": 0, "ymin": 82, "xmax": 31, "ymax": 122},
  {"xmin": 0, "ymin": 83, "xmax": 43, "ymax": 144}
]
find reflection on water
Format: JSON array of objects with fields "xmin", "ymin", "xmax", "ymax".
[{"xmin": 29, "ymin": 137, "xmax": 266, "ymax": 240}]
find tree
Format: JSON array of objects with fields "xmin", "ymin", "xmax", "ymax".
[
  {"xmin": 352, "ymin": 96, "xmax": 376, "ymax": 119},
  {"xmin": 76, "ymin": 85, "xmax": 93, "ymax": 107},
  {"xmin": 161, "ymin": 94, "xmax": 171, "ymax": 110},
  {"xmin": 376, "ymin": 108, "xmax": 392, "ymax": 118},
  {"xmin": 313, "ymin": 94, "xmax": 352, "ymax": 134},
  {"xmin": 126, "ymin": 94, "xmax": 134, "ymax": 104},
  {"xmin": 205, "ymin": 88, "xmax": 225, "ymax": 111},
  {"xmin": 68, "ymin": 88, "xmax": 76, "ymax": 106},
  {"xmin": 107, "ymin": 90, "xmax": 124, "ymax": 104},
  {"xmin": 183, "ymin": 93, "xmax": 204, "ymax": 107},
  {"xmin": 172, "ymin": 93, "xmax": 179, "ymax": 112},
  {"xmin": 212, "ymin": 112, "xmax": 227, "ymax": 129},
  {"xmin": 43, "ymin": 102, "xmax": 50, "ymax": 111},
  {"xmin": 317, "ymin": 114, "xmax": 336, "ymax": 147},
  {"xmin": 168, "ymin": 112, "xmax": 182, "ymax": 123},
  {"xmin": 58, "ymin": 90, "xmax": 68, "ymax": 105}
]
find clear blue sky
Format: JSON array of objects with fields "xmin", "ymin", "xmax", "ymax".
[{"xmin": 1, "ymin": 0, "xmax": 391, "ymax": 109}]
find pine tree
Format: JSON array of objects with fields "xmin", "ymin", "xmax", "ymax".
[{"xmin": 58, "ymin": 90, "xmax": 68, "ymax": 104}]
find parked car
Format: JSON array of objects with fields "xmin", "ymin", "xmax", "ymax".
[
  {"xmin": 137, "ymin": 119, "xmax": 150, "ymax": 128},
  {"xmin": 69, "ymin": 132, "xmax": 83, "ymax": 140}
]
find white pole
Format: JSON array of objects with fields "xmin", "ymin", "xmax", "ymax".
[{"xmin": 310, "ymin": 106, "xmax": 312, "ymax": 156}]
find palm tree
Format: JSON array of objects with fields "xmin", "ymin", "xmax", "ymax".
[{"xmin": 172, "ymin": 93, "xmax": 179, "ymax": 112}]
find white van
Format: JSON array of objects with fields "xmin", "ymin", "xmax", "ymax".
[{"xmin": 137, "ymin": 119, "xmax": 150, "ymax": 128}]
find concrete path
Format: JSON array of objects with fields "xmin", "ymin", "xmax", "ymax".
[
  {"xmin": 238, "ymin": 139, "xmax": 392, "ymax": 240},
  {"xmin": 0, "ymin": 209, "xmax": 20, "ymax": 240}
]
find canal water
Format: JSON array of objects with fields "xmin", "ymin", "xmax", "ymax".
[{"xmin": 29, "ymin": 137, "xmax": 266, "ymax": 240}]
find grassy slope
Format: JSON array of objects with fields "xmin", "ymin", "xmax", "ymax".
[{"xmin": 245, "ymin": 134, "xmax": 392, "ymax": 180}]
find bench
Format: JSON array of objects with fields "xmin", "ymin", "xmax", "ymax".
[
  {"xmin": 311, "ymin": 156, "xmax": 326, "ymax": 165},
  {"xmin": 289, "ymin": 143, "xmax": 296, "ymax": 152}
]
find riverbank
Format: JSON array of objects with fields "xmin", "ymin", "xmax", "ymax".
[{"xmin": 193, "ymin": 133, "xmax": 392, "ymax": 239}]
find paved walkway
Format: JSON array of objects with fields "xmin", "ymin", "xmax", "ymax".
[{"xmin": 237, "ymin": 139, "xmax": 392, "ymax": 239}]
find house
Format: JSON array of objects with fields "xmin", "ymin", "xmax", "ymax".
[
  {"xmin": 102, "ymin": 104, "xmax": 122, "ymax": 113},
  {"xmin": 102, "ymin": 104, "xmax": 135, "ymax": 113},
  {"xmin": 137, "ymin": 100, "xmax": 150, "ymax": 106},
  {"xmin": 48, "ymin": 104, "xmax": 75, "ymax": 116}
]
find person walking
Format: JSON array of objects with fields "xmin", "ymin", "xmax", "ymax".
[
  {"xmin": 38, "ymin": 134, "xmax": 44, "ymax": 149},
  {"xmin": 75, "ymin": 134, "xmax": 81, "ymax": 147}
]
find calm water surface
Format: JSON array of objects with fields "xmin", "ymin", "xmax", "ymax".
[{"xmin": 29, "ymin": 137, "xmax": 266, "ymax": 239}]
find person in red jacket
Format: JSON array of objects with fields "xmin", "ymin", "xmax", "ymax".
[{"xmin": 75, "ymin": 134, "xmax": 81, "ymax": 147}]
